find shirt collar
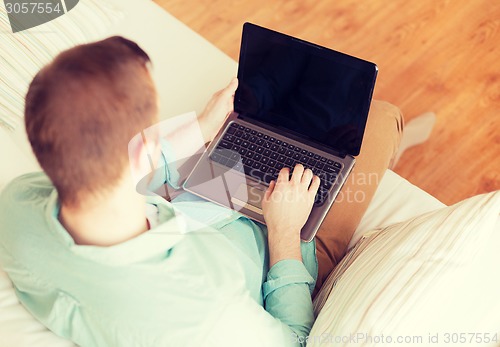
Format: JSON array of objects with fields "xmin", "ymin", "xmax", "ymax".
[{"xmin": 46, "ymin": 191, "xmax": 188, "ymax": 266}]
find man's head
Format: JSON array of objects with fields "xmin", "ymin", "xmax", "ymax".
[{"xmin": 25, "ymin": 36, "xmax": 158, "ymax": 206}]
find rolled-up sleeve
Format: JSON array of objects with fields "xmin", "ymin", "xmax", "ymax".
[{"xmin": 262, "ymin": 259, "xmax": 315, "ymax": 343}]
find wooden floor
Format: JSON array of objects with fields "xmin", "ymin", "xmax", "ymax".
[{"xmin": 154, "ymin": 0, "xmax": 500, "ymax": 205}]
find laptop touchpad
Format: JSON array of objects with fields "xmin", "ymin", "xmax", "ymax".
[{"xmin": 231, "ymin": 183, "xmax": 265, "ymax": 215}]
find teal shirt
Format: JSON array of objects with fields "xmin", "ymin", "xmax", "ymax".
[{"xmin": 0, "ymin": 153, "xmax": 318, "ymax": 346}]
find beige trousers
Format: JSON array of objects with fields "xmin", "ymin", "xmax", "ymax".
[{"xmin": 313, "ymin": 100, "xmax": 404, "ymax": 297}]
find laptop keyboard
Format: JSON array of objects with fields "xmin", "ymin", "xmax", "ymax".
[{"xmin": 209, "ymin": 122, "xmax": 343, "ymax": 205}]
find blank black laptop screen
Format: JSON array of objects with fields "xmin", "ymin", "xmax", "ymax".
[{"xmin": 235, "ymin": 23, "xmax": 377, "ymax": 156}]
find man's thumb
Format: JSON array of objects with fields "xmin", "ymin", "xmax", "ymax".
[{"xmin": 225, "ymin": 77, "xmax": 238, "ymax": 93}]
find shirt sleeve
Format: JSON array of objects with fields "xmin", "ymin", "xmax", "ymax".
[
  {"xmin": 262, "ymin": 259, "xmax": 315, "ymax": 343},
  {"xmin": 146, "ymin": 138, "xmax": 182, "ymax": 193}
]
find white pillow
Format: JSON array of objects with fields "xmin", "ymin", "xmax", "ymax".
[
  {"xmin": 310, "ymin": 191, "xmax": 500, "ymax": 347},
  {"xmin": 0, "ymin": 0, "xmax": 122, "ymax": 130}
]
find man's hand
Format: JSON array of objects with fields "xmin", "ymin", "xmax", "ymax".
[
  {"xmin": 262, "ymin": 164, "xmax": 320, "ymax": 267},
  {"xmin": 198, "ymin": 78, "xmax": 238, "ymax": 142}
]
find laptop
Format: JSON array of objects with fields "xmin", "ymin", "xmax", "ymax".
[{"xmin": 183, "ymin": 22, "xmax": 377, "ymax": 242}]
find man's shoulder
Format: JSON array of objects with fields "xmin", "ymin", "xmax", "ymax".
[
  {"xmin": 0, "ymin": 172, "xmax": 55, "ymax": 232},
  {"xmin": 1, "ymin": 172, "xmax": 54, "ymax": 204}
]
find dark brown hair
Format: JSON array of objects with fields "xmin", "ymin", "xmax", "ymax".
[{"xmin": 25, "ymin": 36, "xmax": 158, "ymax": 206}]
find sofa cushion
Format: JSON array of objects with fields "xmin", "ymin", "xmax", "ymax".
[
  {"xmin": 0, "ymin": 0, "xmax": 121, "ymax": 131},
  {"xmin": 310, "ymin": 191, "xmax": 500, "ymax": 347}
]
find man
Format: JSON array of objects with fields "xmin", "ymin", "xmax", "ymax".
[{"xmin": 0, "ymin": 37, "xmax": 403, "ymax": 346}]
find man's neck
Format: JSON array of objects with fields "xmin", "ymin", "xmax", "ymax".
[{"xmin": 59, "ymin": 178, "xmax": 149, "ymax": 247}]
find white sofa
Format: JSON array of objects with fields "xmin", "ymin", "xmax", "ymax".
[{"xmin": 2, "ymin": 0, "xmax": 473, "ymax": 345}]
